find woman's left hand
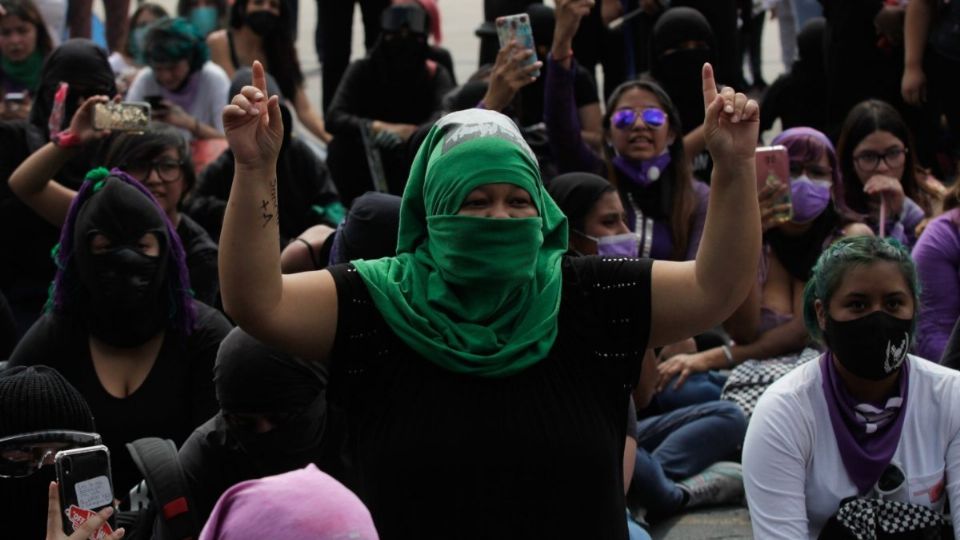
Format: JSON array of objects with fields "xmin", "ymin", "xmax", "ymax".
[
  {"xmin": 864, "ymin": 174, "xmax": 905, "ymax": 216},
  {"xmin": 701, "ymin": 63, "xmax": 760, "ymax": 165},
  {"xmin": 656, "ymin": 348, "xmax": 719, "ymax": 392}
]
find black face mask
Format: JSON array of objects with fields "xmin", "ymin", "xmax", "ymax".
[
  {"xmin": 231, "ymin": 391, "xmax": 327, "ymax": 476},
  {"xmin": 1, "ymin": 464, "xmax": 56, "ymax": 540},
  {"xmin": 245, "ymin": 11, "xmax": 279, "ymax": 36},
  {"xmin": 824, "ymin": 311, "xmax": 913, "ymax": 381},
  {"xmin": 379, "ymin": 34, "xmax": 428, "ymax": 74},
  {"xmin": 652, "ymin": 47, "xmax": 711, "ymax": 133}
]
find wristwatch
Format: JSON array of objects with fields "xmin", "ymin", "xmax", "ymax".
[{"xmin": 52, "ymin": 129, "xmax": 82, "ymax": 148}]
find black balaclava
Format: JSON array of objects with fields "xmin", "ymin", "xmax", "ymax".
[
  {"xmin": 372, "ymin": 4, "xmax": 430, "ymax": 78},
  {"xmin": 29, "ymin": 39, "xmax": 117, "ymax": 140},
  {"xmin": 0, "ymin": 366, "xmax": 96, "ymax": 540},
  {"xmin": 72, "ymin": 177, "xmax": 170, "ymax": 348},
  {"xmin": 213, "ymin": 328, "xmax": 327, "ymax": 476},
  {"xmin": 547, "ymin": 172, "xmax": 615, "ymax": 233},
  {"xmin": 650, "ymin": 7, "xmax": 715, "ymax": 135},
  {"xmin": 329, "ymin": 192, "xmax": 402, "ymax": 265}
]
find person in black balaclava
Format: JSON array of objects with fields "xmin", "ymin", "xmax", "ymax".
[
  {"xmin": 324, "ymin": 3, "xmax": 455, "ymax": 205},
  {"xmin": 0, "ymin": 365, "xmax": 99, "ymax": 540},
  {"xmin": 0, "ymin": 39, "xmax": 117, "ymax": 338},
  {"xmin": 760, "ymin": 17, "xmax": 829, "ymax": 136},
  {"xmin": 670, "ymin": 0, "xmax": 740, "ymax": 88},
  {"xmin": 188, "ymin": 68, "xmax": 343, "ymax": 245},
  {"xmin": 648, "ymin": 7, "xmax": 715, "ymax": 137},
  {"xmin": 177, "ymin": 327, "xmax": 344, "ymax": 531},
  {"xmin": 8, "ymin": 170, "xmax": 231, "ymax": 495}
]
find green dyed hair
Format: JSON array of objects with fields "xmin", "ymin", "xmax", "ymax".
[{"xmin": 802, "ymin": 235, "xmax": 920, "ymax": 343}]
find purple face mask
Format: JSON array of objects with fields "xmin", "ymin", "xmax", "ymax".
[
  {"xmin": 613, "ymin": 152, "xmax": 673, "ymax": 188},
  {"xmin": 790, "ymin": 175, "xmax": 832, "ymax": 223},
  {"xmin": 595, "ymin": 232, "xmax": 639, "ymax": 258}
]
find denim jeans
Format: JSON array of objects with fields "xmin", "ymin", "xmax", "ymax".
[
  {"xmin": 650, "ymin": 371, "xmax": 727, "ymax": 413},
  {"xmin": 630, "ymin": 400, "xmax": 747, "ymax": 516}
]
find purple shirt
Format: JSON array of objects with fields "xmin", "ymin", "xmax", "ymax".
[
  {"xmin": 913, "ymin": 209, "xmax": 960, "ymax": 361},
  {"xmin": 544, "ymin": 55, "xmax": 708, "ymax": 261}
]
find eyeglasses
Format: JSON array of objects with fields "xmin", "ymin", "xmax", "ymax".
[
  {"xmin": 123, "ymin": 159, "xmax": 184, "ymax": 183},
  {"xmin": 853, "ymin": 147, "xmax": 907, "ymax": 171},
  {"xmin": 611, "ymin": 107, "xmax": 666, "ymax": 130},
  {"xmin": 0, "ymin": 430, "xmax": 101, "ymax": 478}
]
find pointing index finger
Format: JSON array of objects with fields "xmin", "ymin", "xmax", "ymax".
[
  {"xmin": 252, "ymin": 61, "xmax": 267, "ymax": 96},
  {"xmin": 702, "ymin": 63, "xmax": 717, "ymax": 110}
]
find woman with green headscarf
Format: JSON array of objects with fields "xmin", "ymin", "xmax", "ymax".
[{"xmin": 218, "ymin": 59, "xmax": 761, "ymax": 538}]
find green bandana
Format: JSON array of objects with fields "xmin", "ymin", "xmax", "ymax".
[
  {"xmin": 353, "ymin": 109, "xmax": 568, "ymax": 377},
  {"xmin": 1, "ymin": 49, "xmax": 43, "ymax": 92}
]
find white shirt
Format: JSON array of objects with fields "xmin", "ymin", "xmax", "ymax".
[
  {"xmin": 126, "ymin": 61, "xmax": 229, "ymax": 140},
  {"xmin": 743, "ymin": 355, "xmax": 960, "ymax": 539}
]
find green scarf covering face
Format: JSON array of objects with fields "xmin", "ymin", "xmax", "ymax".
[
  {"xmin": 1, "ymin": 49, "xmax": 43, "ymax": 92},
  {"xmin": 353, "ymin": 109, "xmax": 568, "ymax": 377}
]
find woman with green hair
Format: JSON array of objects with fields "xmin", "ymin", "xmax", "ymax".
[
  {"xmin": 126, "ymin": 17, "xmax": 230, "ymax": 140},
  {"xmin": 743, "ymin": 235, "xmax": 960, "ymax": 538},
  {"xmin": 218, "ymin": 60, "xmax": 761, "ymax": 538}
]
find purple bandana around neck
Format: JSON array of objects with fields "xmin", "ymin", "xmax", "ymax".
[
  {"xmin": 820, "ymin": 353, "xmax": 910, "ymax": 494},
  {"xmin": 613, "ymin": 152, "xmax": 672, "ymax": 188},
  {"xmin": 159, "ymin": 69, "xmax": 203, "ymax": 112}
]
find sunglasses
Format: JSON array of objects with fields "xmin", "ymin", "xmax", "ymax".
[
  {"xmin": 611, "ymin": 107, "xmax": 666, "ymax": 130},
  {"xmin": 0, "ymin": 430, "xmax": 101, "ymax": 478}
]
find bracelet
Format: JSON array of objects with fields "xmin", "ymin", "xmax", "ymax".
[
  {"xmin": 296, "ymin": 237, "xmax": 321, "ymax": 269},
  {"xmin": 52, "ymin": 129, "xmax": 82, "ymax": 149},
  {"xmin": 721, "ymin": 345, "xmax": 735, "ymax": 367},
  {"xmin": 552, "ymin": 49, "xmax": 574, "ymax": 63}
]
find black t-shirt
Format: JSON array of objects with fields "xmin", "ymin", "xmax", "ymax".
[
  {"xmin": 326, "ymin": 255, "xmax": 651, "ymax": 539},
  {"xmin": 177, "ymin": 214, "xmax": 219, "ymax": 307},
  {"xmin": 8, "ymin": 301, "xmax": 231, "ymax": 494}
]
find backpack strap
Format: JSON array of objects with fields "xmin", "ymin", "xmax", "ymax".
[{"xmin": 126, "ymin": 438, "xmax": 199, "ymax": 540}]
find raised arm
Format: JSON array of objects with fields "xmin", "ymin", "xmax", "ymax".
[
  {"xmin": 648, "ymin": 64, "xmax": 761, "ymax": 348},
  {"xmin": 8, "ymin": 95, "xmax": 113, "ymax": 226},
  {"xmin": 219, "ymin": 61, "xmax": 338, "ymax": 364}
]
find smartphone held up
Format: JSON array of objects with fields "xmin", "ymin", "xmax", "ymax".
[
  {"xmin": 756, "ymin": 145, "xmax": 793, "ymax": 225},
  {"xmin": 495, "ymin": 13, "xmax": 540, "ymax": 77},
  {"xmin": 93, "ymin": 102, "xmax": 151, "ymax": 132},
  {"xmin": 55, "ymin": 445, "xmax": 116, "ymax": 537}
]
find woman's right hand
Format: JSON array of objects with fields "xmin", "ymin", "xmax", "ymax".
[
  {"xmin": 553, "ymin": 0, "xmax": 594, "ymax": 52},
  {"xmin": 46, "ymin": 482, "xmax": 124, "ymax": 540},
  {"xmin": 482, "ymin": 40, "xmax": 542, "ymax": 112},
  {"xmin": 901, "ymin": 65, "xmax": 927, "ymax": 105},
  {"xmin": 223, "ymin": 61, "xmax": 283, "ymax": 171},
  {"xmin": 67, "ymin": 95, "xmax": 114, "ymax": 145}
]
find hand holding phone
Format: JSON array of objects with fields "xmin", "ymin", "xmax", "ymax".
[
  {"xmin": 495, "ymin": 14, "xmax": 540, "ymax": 78},
  {"xmin": 55, "ymin": 445, "xmax": 116, "ymax": 537},
  {"xmin": 755, "ymin": 145, "xmax": 793, "ymax": 228},
  {"xmin": 46, "ymin": 482, "xmax": 124, "ymax": 540}
]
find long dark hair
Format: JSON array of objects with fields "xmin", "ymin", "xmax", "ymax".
[
  {"xmin": 602, "ymin": 78, "xmax": 696, "ymax": 260},
  {"xmin": 229, "ymin": 0, "xmax": 303, "ymax": 100},
  {"xmin": 0, "ymin": 0, "xmax": 54, "ymax": 58},
  {"xmin": 103, "ymin": 123, "xmax": 197, "ymax": 208},
  {"xmin": 835, "ymin": 99, "xmax": 919, "ymax": 218}
]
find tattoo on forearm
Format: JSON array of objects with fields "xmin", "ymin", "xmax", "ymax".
[
  {"xmin": 259, "ymin": 178, "xmax": 280, "ymax": 228},
  {"xmin": 260, "ymin": 199, "xmax": 274, "ymax": 228}
]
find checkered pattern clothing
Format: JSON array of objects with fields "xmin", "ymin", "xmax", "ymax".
[
  {"xmin": 832, "ymin": 497, "xmax": 952, "ymax": 539},
  {"xmin": 720, "ymin": 347, "xmax": 821, "ymax": 419}
]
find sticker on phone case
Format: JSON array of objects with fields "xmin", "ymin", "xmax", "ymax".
[
  {"xmin": 75, "ymin": 475, "xmax": 113, "ymax": 509},
  {"xmin": 66, "ymin": 505, "xmax": 115, "ymax": 539}
]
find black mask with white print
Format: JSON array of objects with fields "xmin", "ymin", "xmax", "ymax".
[{"xmin": 824, "ymin": 311, "xmax": 912, "ymax": 380}]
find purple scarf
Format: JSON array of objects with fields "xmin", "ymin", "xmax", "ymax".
[{"xmin": 821, "ymin": 353, "xmax": 909, "ymax": 494}]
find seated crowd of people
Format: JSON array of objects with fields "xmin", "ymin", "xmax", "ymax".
[{"xmin": 3, "ymin": 0, "xmax": 960, "ymax": 538}]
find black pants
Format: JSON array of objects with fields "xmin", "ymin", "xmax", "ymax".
[{"xmin": 317, "ymin": 0, "xmax": 390, "ymax": 112}]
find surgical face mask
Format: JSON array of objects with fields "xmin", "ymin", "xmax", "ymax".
[
  {"xmin": 824, "ymin": 311, "xmax": 913, "ymax": 380},
  {"xmin": 189, "ymin": 6, "xmax": 219, "ymax": 36},
  {"xmin": 577, "ymin": 230, "xmax": 639, "ymax": 258},
  {"xmin": 789, "ymin": 175, "xmax": 832, "ymax": 223}
]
